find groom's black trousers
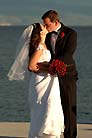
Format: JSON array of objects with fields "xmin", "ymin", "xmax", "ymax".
[{"xmin": 58, "ymin": 74, "xmax": 77, "ymax": 138}]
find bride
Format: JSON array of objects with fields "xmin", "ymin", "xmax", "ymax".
[{"xmin": 7, "ymin": 23, "xmax": 64, "ymax": 138}]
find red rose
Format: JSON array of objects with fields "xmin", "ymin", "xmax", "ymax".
[
  {"xmin": 49, "ymin": 59, "xmax": 66, "ymax": 76},
  {"xmin": 61, "ymin": 32, "xmax": 65, "ymax": 38}
]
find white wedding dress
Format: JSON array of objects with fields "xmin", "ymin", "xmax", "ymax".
[{"xmin": 28, "ymin": 45, "xmax": 64, "ymax": 138}]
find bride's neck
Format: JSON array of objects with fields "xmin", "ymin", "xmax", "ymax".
[
  {"xmin": 40, "ymin": 39, "xmax": 45, "ymax": 44},
  {"xmin": 41, "ymin": 34, "xmax": 46, "ymax": 44}
]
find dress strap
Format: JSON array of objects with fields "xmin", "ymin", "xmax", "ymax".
[{"xmin": 36, "ymin": 44, "xmax": 44, "ymax": 51}]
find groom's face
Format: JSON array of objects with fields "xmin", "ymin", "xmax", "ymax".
[{"xmin": 43, "ymin": 17, "xmax": 57, "ymax": 32}]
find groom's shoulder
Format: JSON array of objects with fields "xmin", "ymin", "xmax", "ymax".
[
  {"xmin": 62, "ymin": 26, "xmax": 77, "ymax": 38},
  {"xmin": 64, "ymin": 25, "xmax": 77, "ymax": 35},
  {"xmin": 60, "ymin": 23, "xmax": 77, "ymax": 38}
]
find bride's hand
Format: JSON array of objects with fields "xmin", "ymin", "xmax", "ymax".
[
  {"xmin": 37, "ymin": 62, "xmax": 50, "ymax": 68},
  {"xmin": 35, "ymin": 62, "xmax": 50, "ymax": 74}
]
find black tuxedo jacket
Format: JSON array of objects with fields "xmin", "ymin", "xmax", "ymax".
[{"xmin": 45, "ymin": 23, "xmax": 78, "ymax": 78}]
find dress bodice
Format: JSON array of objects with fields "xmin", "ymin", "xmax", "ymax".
[{"xmin": 36, "ymin": 44, "xmax": 51, "ymax": 63}]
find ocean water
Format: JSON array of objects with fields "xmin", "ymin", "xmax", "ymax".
[{"xmin": 0, "ymin": 26, "xmax": 92, "ymax": 123}]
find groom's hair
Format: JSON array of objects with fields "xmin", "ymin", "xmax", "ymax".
[{"xmin": 42, "ymin": 10, "xmax": 60, "ymax": 23}]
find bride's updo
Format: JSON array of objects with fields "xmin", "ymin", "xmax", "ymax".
[{"xmin": 29, "ymin": 23, "xmax": 42, "ymax": 58}]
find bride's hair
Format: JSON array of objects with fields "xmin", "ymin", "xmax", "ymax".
[{"xmin": 29, "ymin": 23, "xmax": 42, "ymax": 58}]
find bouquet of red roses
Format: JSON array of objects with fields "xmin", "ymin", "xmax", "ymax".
[{"xmin": 49, "ymin": 59, "xmax": 67, "ymax": 76}]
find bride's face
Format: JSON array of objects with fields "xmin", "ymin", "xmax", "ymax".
[{"xmin": 40, "ymin": 25, "xmax": 48, "ymax": 40}]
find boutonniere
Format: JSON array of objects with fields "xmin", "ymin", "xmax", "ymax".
[{"xmin": 61, "ymin": 32, "xmax": 65, "ymax": 38}]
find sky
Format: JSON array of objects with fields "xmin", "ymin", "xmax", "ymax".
[{"xmin": 0, "ymin": 0, "xmax": 92, "ymax": 26}]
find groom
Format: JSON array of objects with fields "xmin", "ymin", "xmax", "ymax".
[{"xmin": 42, "ymin": 10, "xmax": 78, "ymax": 138}]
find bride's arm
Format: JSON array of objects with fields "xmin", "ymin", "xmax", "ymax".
[
  {"xmin": 28, "ymin": 49, "xmax": 50, "ymax": 73},
  {"xmin": 28, "ymin": 49, "xmax": 42, "ymax": 72}
]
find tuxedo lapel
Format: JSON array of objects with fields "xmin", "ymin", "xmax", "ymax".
[
  {"xmin": 45, "ymin": 23, "xmax": 68, "ymax": 59},
  {"xmin": 55, "ymin": 23, "xmax": 68, "ymax": 54},
  {"xmin": 56, "ymin": 23, "xmax": 65, "ymax": 43}
]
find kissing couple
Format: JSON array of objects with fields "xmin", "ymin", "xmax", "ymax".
[{"xmin": 8, "ymin": 10, "xmax": 78, "ymax": 138}]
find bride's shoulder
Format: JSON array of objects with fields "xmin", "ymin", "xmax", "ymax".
[{"xmin": 36, "ymin": 44, "xmax": 45, "ymax": 51}]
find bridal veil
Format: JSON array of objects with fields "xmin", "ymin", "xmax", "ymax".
[{"xmin": 7, "ymin": 25, "xmax": 34, "ymax": 80}]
